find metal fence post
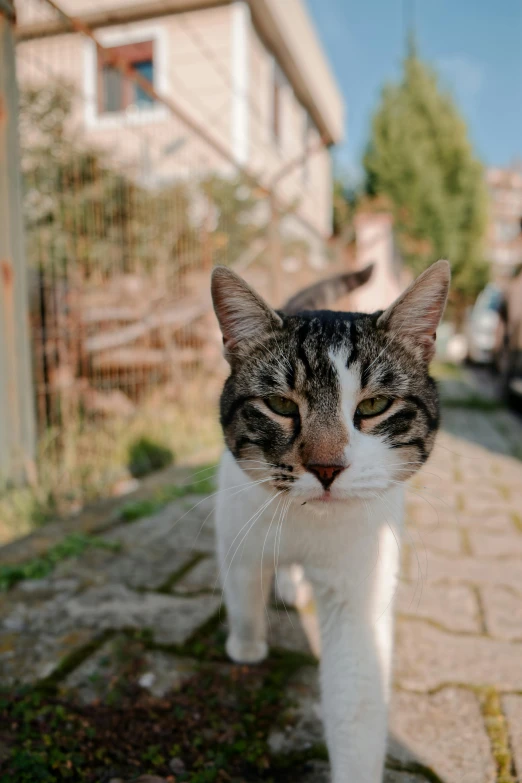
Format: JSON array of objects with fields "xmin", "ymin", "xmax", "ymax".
[{"xmin": 0, "ymin": 2, "xmax": 37, "ymax": 483}]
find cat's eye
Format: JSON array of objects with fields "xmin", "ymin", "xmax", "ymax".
[
  {"xmin": 265, "ymin": 395, "xmax": 299, "ymax": 417},
  {"xmin": 356, "ymin": 396, "xmax": 391, "ymax": 418}
]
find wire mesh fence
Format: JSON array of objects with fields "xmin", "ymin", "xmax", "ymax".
[{"xmin": 3, "ymin": 0, "xmax": 346, "ymax": 535}]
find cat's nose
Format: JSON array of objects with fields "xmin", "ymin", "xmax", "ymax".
[{"xmin": 306, "ymin": 463, "xmax": 346, "ymax": 490}]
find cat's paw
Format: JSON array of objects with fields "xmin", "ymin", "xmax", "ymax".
[{"xmin": 226, "ymin": 635, "xmax": 268, "ymax": 664}]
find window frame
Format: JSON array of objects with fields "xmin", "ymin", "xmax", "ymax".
[{"xmin": 84, "ymin": 25, "xmax": 169, "ymax": 130}]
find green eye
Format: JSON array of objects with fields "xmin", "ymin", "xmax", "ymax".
[
  {"xmin": 266, "ymin": 395, "xmax": 299, "ymax": 417},
  {"xmin": 356, "ymin": 396, "xmax": 391, "ymax": 418}
]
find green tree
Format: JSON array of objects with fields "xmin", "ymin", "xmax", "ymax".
[{"xmin": 364, "ymin": 44, "xmax": 489, "ymax": 312}]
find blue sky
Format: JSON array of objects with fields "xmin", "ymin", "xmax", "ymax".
[{"xmin": 306, "ymin": 0, "xmax": 522, "ymax": 181}]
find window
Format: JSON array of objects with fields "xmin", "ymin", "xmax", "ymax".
[
  {"xmin": 97, "ymin": 40, "xmax": 155, "ymax": 115},
  {"xmin": 272, "ymin": 60, "xmax": 285, "ymax": 145}
]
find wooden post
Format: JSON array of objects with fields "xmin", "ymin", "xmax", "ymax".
[{"xmin": 0, "ymin": 3, "xmax": 37, "ymax": 482}]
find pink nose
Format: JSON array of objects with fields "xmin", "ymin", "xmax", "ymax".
[{"xmin": 306, "ymin": 463, "xmax": 346, "ymax": 490}]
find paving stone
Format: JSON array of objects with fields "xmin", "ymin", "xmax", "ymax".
[
  {"xmin": 442, "ymin": 408, "xmax": 514, "ymax": 455},
  {"xmin": 0, "ymin": 627, "xmax": 96, "ymax": 686},
  {"xmin": 502, "ymin": 695, "xmax": 522, "ymax": 777},
  {"xmin": 418, "ymin": 551, "xmax": 522, "ymax": 590},
  {"xmin": 383, "ymin": 774, "xmax": 426, "ymax": 783},
  {"xmin": 396, "ymin": 582, "xmax": 481, "ymax": 633},
  {"xmin": 173, "ymin": 556, "xmax": 219, "ymax": 594},
  {"xmin": 405, "ymin": 501, "xmax": 460, "ymax": 531},
  {"xmin": 389, "ymin": 688, "xmax": 495, "ymax": 783},
  {"xmin": 50, "ymin": 534, "xmax": 196, "ymax": 592},
  {"xmin": 1, "ymin": 583, "xmax": 220, "ymax": 653},
  {"xmin": 468, "ymin": 531, "xmax": 522, "ymax": 558},
  {"xmin": 460, "ymin": 486, "xmax": 508, "ymax": 507},
  {"xmin": 395, "ymin": 619, "xmax": 522, "ymax": 691},
  {"xmin": 51, "ymin": 547, "xmax": 120, "ymax": 587},
  {"xmin": 413, "ymin": 526, "xmax": 463, "ymax": 555},
  {"xmin": 457, "ymin": 511, "xmax": 516, "ymax": 534},
  {"xmin": 459, "ymin": 497, "xmax": 518, "ymax": 518},
  {"xmin": 64, "ymin": 635, "xmax": 198, "ymax": 703},
  {"xmin": 105, "ymin": 498, "xmax": 215, "ymax": 554},
  {"xmin": 104, "ymin": 547, "xmax": 194, "ymax": 590},
  {"xmin": 267, "ymin": 666, "xmax": 454, "ymax": 782},
  {"xmin": 267, "ymin": 608, "xmax": 314, "ymax": 656},
  {"xmin": 65, "ymin": 584, "xmax": 220, "ymax": 645},
  {"xmin": 481, "ymin": 586, "xmax": 522, "ymax": 641}
]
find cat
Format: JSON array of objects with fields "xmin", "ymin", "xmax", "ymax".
[{"xmin": 211, "ymin": 260, "xmax": 450, "ymax": 783}]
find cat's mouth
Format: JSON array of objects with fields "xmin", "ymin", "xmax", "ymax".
[{"xmin": 309, "ymin": 490, "xmax": 344, "ymax": 504}]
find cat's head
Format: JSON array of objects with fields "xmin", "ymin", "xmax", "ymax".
[{"xmin": 211, "ymin": 261, "xmax": 450, "ymax": 503}]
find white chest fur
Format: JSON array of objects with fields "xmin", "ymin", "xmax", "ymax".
[{"xmin": 215, "ymin": 449, "xmax": 405, "ymax": 783}]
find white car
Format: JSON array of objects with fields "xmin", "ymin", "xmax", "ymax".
[{"xmin": 466, "ymin": 285, "xmax": 503, "ymax": 364}]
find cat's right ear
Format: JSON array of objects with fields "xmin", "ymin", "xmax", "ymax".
[{"xmin": 211, "ymin": 266, "xmax": 282, "ymax": 359}]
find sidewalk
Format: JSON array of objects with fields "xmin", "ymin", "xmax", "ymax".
[{"xmin": 1, "ymin": 378, "xmax": 522, "ymax": 782}]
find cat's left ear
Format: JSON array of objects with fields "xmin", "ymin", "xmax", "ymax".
[
  {"xmin": 377, "ymin": 259, "xmax": 451, "ymax": 363},
  {"xmin": 211, "ymin": 266, "xmax": 282, "ymax": 359}
]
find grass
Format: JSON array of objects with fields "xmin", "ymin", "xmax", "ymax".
[
  {"xmin": 430, "ymin": 360, "xmax": 465, "ymax": 381},
  {"xmin": 442, "ymin": 396, "xmax": 504, "ymax": 412},
  {"xmin": 0, "ymin": 534, "xmax": 120, "ymax": 592},
  {"xmin": 478, "ymin": 687, "xmax": 516, "ymax": 783},
  {"xmin": 127, "ymin": 436, "xmax": 174, "ymax": 479},
  {"xmin": 0, "ymin": 392, "xmax": 222, "ymax": 546},
  {"xmin": 120, "ymin": 469, "xmax": 217, "ymax": 522}
]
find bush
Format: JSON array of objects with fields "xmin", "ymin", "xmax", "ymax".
[{"xmin": 127, "ymin": 437, "xmax": 174, "ymax": 479}]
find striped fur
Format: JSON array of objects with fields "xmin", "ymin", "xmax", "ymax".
[{"xmin": 212, "ymin": 261, "xmax": 449, "ymax": 493}]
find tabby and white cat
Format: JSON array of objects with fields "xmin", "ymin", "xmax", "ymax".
[{"xmin": 211, "ymin": 260, "xmax": 450, "ymax": 783}]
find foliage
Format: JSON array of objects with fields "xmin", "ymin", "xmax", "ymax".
[
  {"xmin": 0, "ymin": 534, "xmax": 120, "ymax": 592},
  {"xmin": 127, "ymin": 436, "xmax": 174, "ymax": 479},
  {"xmin": 0, "ymin": 388, "xmax": 221, "ymax": 546},
  {"xmin": 363, "ymin": 43, "xmax": 489, "ymax": 307},
  {"xmin": 332, "ymin": 179, "xmax": 357, "ymax": 238}
]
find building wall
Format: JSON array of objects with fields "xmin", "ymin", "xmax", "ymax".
[
  {"xmin": 486, "ymin": 166, "xmax": 522, "ymax": 280},
  {"xmin": 16, "ymin": 1, "xmax": 335, "ymax": 238}
]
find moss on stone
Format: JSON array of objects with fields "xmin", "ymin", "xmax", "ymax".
[{"xmin": 477, "ymin": 687, "xmax": 516, "ymax": 783}]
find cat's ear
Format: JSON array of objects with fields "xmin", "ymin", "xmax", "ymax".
[
  {"xmin": 211, "ymin": 266, "xmax": 282, "ymax": 358},
  {"xmin": 377, "ymin": 259, "xmax": 450, "ymax": 362}
]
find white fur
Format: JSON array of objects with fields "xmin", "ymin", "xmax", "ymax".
[{"xmin": 215, "ymin": 352, "xmax": 405, "ymax": 783}]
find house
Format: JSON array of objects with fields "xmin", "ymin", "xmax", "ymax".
[
  {"xmin": 486, "ymin": 165, "xmax": 522, "ymax": 281},
  {"xmin": 15, "ymin": 0, "xmax": 344, "ymax": 251}
]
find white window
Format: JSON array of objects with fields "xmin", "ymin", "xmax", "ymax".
[{"xmin": 84, "ymin": 25, "xmax": 169, "ymax": 129}]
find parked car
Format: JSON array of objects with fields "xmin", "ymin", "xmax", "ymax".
[
  {"xmin": 494, "ymin": 265, "xmax": 522, "ymax": 402},
  {"xmin": 465, "ymin": 284, "xmax": 504, "ymax": 364}
]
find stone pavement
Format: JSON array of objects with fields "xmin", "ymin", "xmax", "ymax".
[{"xmin": 1, "ymin": 391, "xmax": 522, "ymax": 781}]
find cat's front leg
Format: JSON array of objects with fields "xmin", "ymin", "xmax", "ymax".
[
  {"xmin": 219, "ymin": 559, "xmax": 274, "ymax": 664},
  {"xmin": 314, "ymin": 585, "xmax": 393, "ymax": 783}
]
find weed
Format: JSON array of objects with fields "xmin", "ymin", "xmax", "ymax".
[
  {"xmin": 127, "ymin": 437, "xmax": 174, "ymax": 479},
  {"xmin": 121, "ymin": 469, "xmax": 216, "ymax": 522},
  {"xmin": 0, "ymin": 534, "xmax": 120, "ymax": 592}
]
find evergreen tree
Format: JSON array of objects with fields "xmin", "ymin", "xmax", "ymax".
[{"xmin": 364, "ymin": 44, "xmax": 489, "ymax": 310}]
